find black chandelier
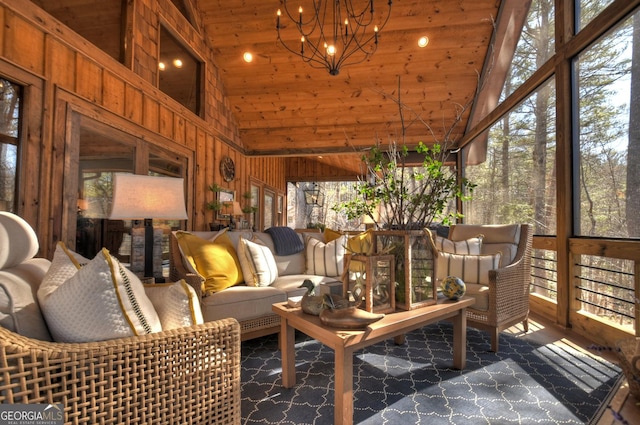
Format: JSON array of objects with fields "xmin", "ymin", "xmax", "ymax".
[{"xmin": 276, "ymin": 0, "xmax": 393, "ymax": 76}]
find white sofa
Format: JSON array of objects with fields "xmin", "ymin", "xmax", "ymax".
[{"xmin": 169, "ymin": 229, "xmax": 344, "ymax": 340}]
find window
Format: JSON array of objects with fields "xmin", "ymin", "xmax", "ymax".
[
  {"xmin": 287, "ymin": 181, "xmax": 360, "ymax": 230},
  {"xmin": 0, "ymin": 78, "xmax": 21, "ymax": 213},
  {"xmin": 32, "ymin": 0, "xmax": 125, "ymax": 63},
  {"xmin": 77, "ymin": 127, "xmax": 135, "ymax": 260},
  {"xmin": 159, "ymin": 26, "xmax": 202, "ymax": 115},
  {"xmin": 76, "ymin": 121, "xmax": 187, "ymax": 263},
  {"xmin": 574, "ymin": 11, "xmax": 637, "ymax": 238},
  {"xmin": 500, "ymin": 0, "xmax": 555, "ymax": 100},
  {"xmin": 577, "ymin": 0, "xmax": 616, "ymax": 31},
  {"xmin": 465, "ymin": 78, "xmax": 557, "ymax": 235}
]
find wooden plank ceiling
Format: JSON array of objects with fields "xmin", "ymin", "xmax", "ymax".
[
  {"xmin": 197, "ymin": 0, "xmax": 502, "ymax": 171},
  {"xmin": 30, "ymin": 0, "xmax": 503, "ymax": 177}
]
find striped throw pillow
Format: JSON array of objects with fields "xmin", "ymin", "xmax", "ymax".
[
  {"xmin": 436, "ymin": 251, "xmax": 501, "ymax": 285},
  {"xmin": 305, "ymin": 235, "xmax": 346, "ymax": 277},
  {"xmin": 435, "ymin": 235, "xmax": 483, "ymax": 255}
]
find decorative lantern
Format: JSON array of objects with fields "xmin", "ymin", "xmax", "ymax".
[
  {"xmin": 343, "ymin": 254, "xmax": 395, "ymax": 314},
  {"xmin": 372, "ymin": 229, "xmax": 438, "ymax": 310}
]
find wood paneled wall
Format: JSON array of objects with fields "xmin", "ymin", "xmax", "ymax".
[{"xmin": 0, "ymin": 0, "xmax": 287, "ymax": 257}]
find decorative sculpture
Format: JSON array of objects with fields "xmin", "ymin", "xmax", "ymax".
[{"xmin": 319, "ymin": 294, "xmax": 385, "ymax": 329}]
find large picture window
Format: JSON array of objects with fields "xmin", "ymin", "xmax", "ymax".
[
  {"xmin": 574, "ymin": 10, "xmax": 638, "ymax": 238},
  {"xmin": 465, "ymin": 78, "xmax": 557, "ymax": 236}
]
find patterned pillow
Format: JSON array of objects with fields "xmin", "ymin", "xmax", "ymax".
[
  {"xmin": 237, "ymin": 236, "xmax": 279, "ymax": 287},
  {"xmin": 305, "ymin": 235, "xmax": 346, "ymax": 277},
  {"xmin": 436, "ymin": 251, "xmax": 502, "ymax": 285},
  {"xmin": 38, "ymin": 245, "xmax": 161, "ymax": 343},
  {"xmin": 144, "ymin": 280, "xmax": 203, "ymax": 330}
]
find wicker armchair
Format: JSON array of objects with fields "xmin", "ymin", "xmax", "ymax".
[
  {"xmin": 0, "ymin": 318, "xmax": 242, "ymax": 425},
  {"xmin": 447, "ymin": 223, "xmax": 533, "ymax": 352},
  {"xmin": 0, "ymin": 211, "xmax": 242, "ymax": 424}
]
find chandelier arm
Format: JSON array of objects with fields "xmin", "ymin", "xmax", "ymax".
[
  {"xmin": 276, "ymin": 0, "xmax": 393, "ymax": 76},
  {"xmin": 344, "ymin": 0, "xmax": 375, "ymax": 27}
]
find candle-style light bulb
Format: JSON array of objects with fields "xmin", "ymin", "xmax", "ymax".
[
  {"xmin": 277, "ymin": 9, "xmax": 281, "ymax": 29},
  {"xmin": 298, "ymin": 6, "xmax": 302, "ymax": 26}
]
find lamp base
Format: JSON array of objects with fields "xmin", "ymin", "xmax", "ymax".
[{"xmin": 130, "ymin": 224, "xmax": 164, "ymax": 281}]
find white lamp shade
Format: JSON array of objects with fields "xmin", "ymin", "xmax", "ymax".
[{"xmin": 109, "ymin": 173, "xmax": 188, "ymax": 220}]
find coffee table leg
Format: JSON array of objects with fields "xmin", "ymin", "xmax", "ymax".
[
  {"xmin": 334, "ymin": 347, "xmax": 354, "ymax": 425},
  {"xmin": 452, "ymin": 308, "xmax": 467, "ymax": 369},
  {"xmin": 280, "ymin": 318, "xmax": 296, "ymax": 388}
]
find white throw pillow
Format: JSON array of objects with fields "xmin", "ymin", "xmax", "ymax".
[
  {"xmin": 38, "ymin": 245, "xmax": 161, "ymax": 342},
  {"xmin": 435, "ymin": 235, "xmax": 483, "ymax": 255},
  {"xmin": 37, "ymin": 242, "xmax": 90, "ymax": 301},
  {"xmin": 305, "ymin": 235, "xmax": 345, "ymax": 277},
  {"xmin": 436, "ymin": 251, "xmax": 502, "ymax": 285},
  {"xmin": 144, "ymin": 280, "xmax": 203, "ymax": 330},
  {"xmin": 237, "ymin": 236, "xmax": 279, "ymax": 286}
]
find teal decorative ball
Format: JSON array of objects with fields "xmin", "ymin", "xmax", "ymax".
[{"xmin": 441, "ymin": 276, "xmax": 466, "ymax": 300}]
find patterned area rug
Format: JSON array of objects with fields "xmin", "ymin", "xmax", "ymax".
[{"xmin": 241, "ymin": 322, "xmax": 621, "ymax": 424}]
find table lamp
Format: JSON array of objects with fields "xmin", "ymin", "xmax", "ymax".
[
  {"xmin": 109, "ymin": 173, "xmax": 188, "ymax": 281},
  {"xmin": 229, "ymin": 201, "xmax": 243, "ymax": 229}
]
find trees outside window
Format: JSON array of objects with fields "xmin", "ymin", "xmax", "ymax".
[
  {"xmin": 0, "ymin": 78, "xmax": 21, "ymax": 213},
  {"xmin": 575, "ymin": 9, "xmax": 637, "ymax": 238}
]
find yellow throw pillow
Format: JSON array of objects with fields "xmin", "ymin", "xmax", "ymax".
[
  {"xmin": 347, "ymin": 229, "xmax": 374, "ymax": 273},
  {"xmin": 175, "ymin": 231, "xmax": 243, "ymax": 294},
  {"xmin": 324, "ymin": 228, "xmax": 343, "ymax": 243},
  {"xmin": 347, "ymin": 229, "xmax": 374, "ymax": 255}
]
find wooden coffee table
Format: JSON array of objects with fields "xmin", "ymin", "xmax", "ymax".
[{"xmin": 272, "ymin": 297, "xmax": 475, "ymax": 425}]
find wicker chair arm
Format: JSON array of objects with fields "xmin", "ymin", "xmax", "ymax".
[
  {"xmin": 486, "ymin": 229, "xmax": 532, "ymax": 323},
  {"xmin": 0, "ymin": 318, "xmax": 241, "ymax": 425},
  {"xmin": 169, "ymin": 231, "xmax": 205, "ymax": 299},
  {"xmin": 489, "ymin": 262, "xmax": 528, "ymax": 308}
]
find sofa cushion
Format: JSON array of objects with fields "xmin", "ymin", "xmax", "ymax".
[
  {"xmin": 0, "ymin": 212, "xmax": 39, "ymax": 269},
  {"xmin": 449, "ymin": 224, "xmax": 520, "ymax": 266},
  {"xmin": 237, "ymin": 236, "xmax": 278, "ymax": 287},
  {"xmin": 144, "ymin": 280, "xmax": 203, "ymax": 330},
  {"xmin": 305, "ymin": 235, "xmax": 346, "ymax": 277},
  {"xmin": 465, "ymin": 283, "xmax": 490, "ymax": 311},
  {"xmin": 201, "ymin": 285, "xmax": 287, "ymax": 322},
  {"xmin": 38, "ymin": 245, "xmax": 161, "ymax": 342},
  {"xmin": 436, "ymin": 251, "xmax": 502, "ymax": 285},
  {"xmin": 0, "ymin": 258, "xmax": 52, "ymax": 341},
  {"xmin": 175, "ymin": 230, "xmax": 244, "ymax": 294},
  {"xmin": 0, "ymin": 212, "xmax": 52, "ymax": 341}
]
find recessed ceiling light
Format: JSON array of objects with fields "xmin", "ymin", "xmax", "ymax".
[
  {"xmin": 418, "ymin": 36, "xmax": 429, "ymax": 48},
  {"xmin": 243, "ymin": 52, "xmax": 254, "ymax": 63},
  {"xmin": 173, "ymin": 58, "xmax": 183, "ymax": 68},
  {"xmin": 158, "ymin": 61, "xmax": 166, "ymax": 71}
]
